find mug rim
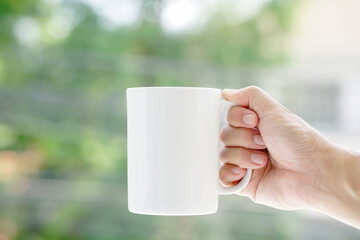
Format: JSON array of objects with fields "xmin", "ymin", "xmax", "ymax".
[{"xmin": 127, "ymin": 86, "xmax": 221, "ymax": 93}]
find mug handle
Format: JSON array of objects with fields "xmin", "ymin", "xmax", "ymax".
[{"xmin": 218, "ymin": 100, "xmax": 252, "ymax": 195}]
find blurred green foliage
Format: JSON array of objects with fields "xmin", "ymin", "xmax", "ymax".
[{"xmin": 0, "ymin": 0, "xmax": 296, "ymax": 172}]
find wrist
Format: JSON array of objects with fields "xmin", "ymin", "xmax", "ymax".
[{"xmin": 313, "ymin": 143, "xmax": 360, "ymax": 228}]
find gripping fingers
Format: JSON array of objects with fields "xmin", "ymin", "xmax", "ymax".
[
  {"xmin": 219, "ymin": 163, "xmax": 246, "ymax": 187},
  {"xmin": 220, "ymin": 125, "xmax": 266, "ymax": 149},
  {"xmin": 220, "ymin": 147, "xmax": 268, "ymax": 168},
  {"xmin": 227, "ymin": 106, "xmax": 259, "ymax": 128}
]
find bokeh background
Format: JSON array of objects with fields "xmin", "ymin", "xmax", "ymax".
[{"xmin": 0, "ymin": 0, "xmax": 360, "ymax": 239}]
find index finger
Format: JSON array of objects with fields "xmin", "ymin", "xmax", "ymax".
[
  {"xmin": 227, "ymin": 106, "xmax": 259, "ymax": 128},
  {"xmin": 222, "ymin": 86, "xmax": 280, "ymax": 119}
]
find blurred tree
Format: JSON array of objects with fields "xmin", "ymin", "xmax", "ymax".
[{"xmin": 0, "ymin": 0, "xmax": 297, "ymax": 173}]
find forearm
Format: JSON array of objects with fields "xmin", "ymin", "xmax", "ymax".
[{"xmin": 315, "ymin": 145, "xmax": 360, "ymax": 229}]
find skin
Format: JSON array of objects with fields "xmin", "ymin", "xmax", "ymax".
[{"xmin": 219, "ymin": 86, "xmax": 360, "ymax": 229}]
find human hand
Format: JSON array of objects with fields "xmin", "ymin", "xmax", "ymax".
[{"xmin": 219, "ymin": 86, "xmax": 360, "ymax": 227}]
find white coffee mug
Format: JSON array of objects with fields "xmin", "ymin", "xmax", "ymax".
[{"xmin": 127, "ymin": 87, "xmax": 252, "ymax": 215}]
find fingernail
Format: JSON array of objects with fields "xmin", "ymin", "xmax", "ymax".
[
  {"xmin": 254, "ymin": 134, "xmax": 265, "ymax": 146},
  {"xmin": 231, "ymin": 166, "xmax": 243, "ymax": 174},
  {"xmin": 223, "ymin": 89, "xmax": 237, "ymax": 94},
  {"xmin": 251, "ymin": 154, "xmax": 266, "ymax": 165},
  {"xmin": 243, "ymin": 114, "xmax": 256, "ymax": 125}
]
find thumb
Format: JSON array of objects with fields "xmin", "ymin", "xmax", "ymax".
[{"xmin": 222, "ymin": 86, "xmax": 281, "ymax": 119}]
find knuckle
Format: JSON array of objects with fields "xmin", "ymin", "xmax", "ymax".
[
  {"xmin": 219, "ymin": 167, "xmax": 228, "ymax": 181},
  {"xmin": 219, "ymin": 147, "xmax": 230, "ymax": 160},
  {"xmin": 231, "ymin": 106, "xmax": 242, "ymax": 115},
  {"xmin": 246, "ymin": 85, "xmax": 262, "ymax": 94},
  {"xmin": 227, "ymin": 107, "xmax": 242, "ymax": 126},
  {"xmin": 245, "ymin": 86, "xmax": 263, "ymax": 101},
  {"xmin": 219, "ymin": 126, "xmax": 227, "ymax": 142}
]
